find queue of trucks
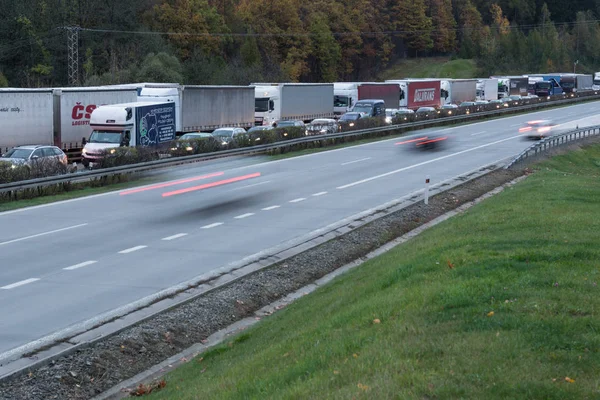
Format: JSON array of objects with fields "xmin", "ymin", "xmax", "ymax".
[{"xmin": 1, "ymin": 71, "xmax": 598, "ymax": 160}]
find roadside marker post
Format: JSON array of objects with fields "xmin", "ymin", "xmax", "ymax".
[{"xmin": 424, "ymin": 175, "xmax": 430, "ymax": 205}]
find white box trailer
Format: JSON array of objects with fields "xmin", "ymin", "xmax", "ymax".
[
  {"xmin": 253, "ymin": 83, "xmax": 334, "ymax": 126},
  {"xmin": 476, "ymin": 78, "xmax": 499, "ymax": 101},
  {"xmin": 441, "ymin": 79, "xmax": 477, "ymax": 105},
  {"xmin": 138, "ymin": 85, "xmax": 255, "ymax": 132},
  {"xmin": 53, "ymin": 87, "xmax": 138, "ymax": 146},
  {"xmin": 0, "ymin": 89, "xmax": 54, "ymax": 151}
]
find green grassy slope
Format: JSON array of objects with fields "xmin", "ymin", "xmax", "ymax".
[{"xmin": 148, "ymin": 144, "xmax": 600, "ymax": 400}]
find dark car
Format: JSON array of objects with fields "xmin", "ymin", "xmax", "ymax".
[
  {"xmin": 1, "ymin": 145, "xmax": 68, "ymax": 170},
  {"xmin": 171, "ymin": 132, "xmax": 221, "ymax": 153},
  {"xmin": 339, "ymin": 112, "xmax": 363, "ymax": 127}
]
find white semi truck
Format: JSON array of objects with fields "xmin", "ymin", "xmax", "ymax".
[
  {"xmin": 0, "ymin": 87, "xmax": 138, "ymax": 152},
  {"xmin": 253, "ymin": 83, "xmax": 334, "ymax": 126},
  {"xmin": 82, "ymin": 101, "xmax": 177, "ymax": 167},
  {"xmin": 136, "ymin": 84, "xmax": 255, "ymax": 133},
  {"xmin": 476, "ymin": 78, "xmax": 499, "ymax": 101}
]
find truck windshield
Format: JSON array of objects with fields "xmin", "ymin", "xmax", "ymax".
[
  {"xmin": 561, "ymin": 81, "xmax": 574, "ymax": 88},
  {"xmin": 536, "ymin": 82, "xmax": 552, "ymax": 89},
  {"xmin": 255, "ymin": 98, "xmax": 269, "ymax": 112},
  {"xmin": 89, "ymin": 130, "xmax": 122, "ymax": 144},
  {"xmin": 334, "ymin": 95, "xmax": 350, "ymax": 107},
  {"xmin": 352, "ymin": 104, "xmax": 373, "ymax": 114}
]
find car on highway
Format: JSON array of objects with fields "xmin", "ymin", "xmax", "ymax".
[
  {"xmin": 518, "ymin": 120, "xmax": 558, "ymax": 140},
  {"xmin": 171, "ymin": 132, "xmax": 221, "ymax": 153},
  {"xmin": 248, "ymin": 126, "xmax": 273, "ymax": 134},
  {"xmin": 415, "ymin": 106, "xmax": 437, "ymax": 119},
  {"xmin": 439, "ymin": 104, "xmax": 459, "ymax": 116},
  {"xmin": 508, "ymin": 95, "xmax": 523, "ymax": 105},
  {"xmin": 1, "ymin": 145, "xmax": 68, "ymax": 170},
  {"xmin": 489, "ymin": 99, "xmax": 507, "ymax": 109},
  {"xmin": 394, "ymin": 108, "xmax": 415, "ymax": 121},
  {"xmin": 339, "ymin": 112, "xmax": 363, "ymax": 127},
  {"xmin": 211, "ymin": 127, "xmax": 247, "ymax": 145},
  {"xmin": 306, "ymin": 118, "xmax": 339, "ymax": 135},
  {"xmin": 273, "ymin": 120, "xmax": 305, "ymax": 129}
]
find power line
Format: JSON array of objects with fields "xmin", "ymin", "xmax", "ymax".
[{"xmin": 75, "ymin": 19, "xmax": 600, "ymax": 38}]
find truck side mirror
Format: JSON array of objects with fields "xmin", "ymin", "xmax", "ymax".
[
  {"xmin": 269, "ymin": 100, "xmax": 275, "ymax": 111},
  {"xmin": 82, "ymin": 137, "xmax": 87, "ymax": 146}
]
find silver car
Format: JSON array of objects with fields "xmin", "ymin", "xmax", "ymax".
[
  {"xmin": 1, "ymin": 145, "xmax": 68, "ymax": 169},
  {"xmin": 211, "ymin": 127, "xmax": 247, "ymax": 145}
]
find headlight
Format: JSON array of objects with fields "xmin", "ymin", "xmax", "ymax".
[
  {"xmin": 385, "ymin": 117, "xmax": 392, "ymax": 123},
  {"xmin": 11, "ymin": 164, "xmax": 16, "ymax": 169},
  {"xmin": 349, "ymin": 122, "xmax": 355, "ymax": 127},
  {"xmin": 283, "ymin": 132, "xmax": 288, "ymax": 136},
  {"xmin": 448, "ymin": 111, "xmax": 452, "ymax": 115},
  {"xmin": 186, "ymin": 146, "xmax": 193, "ymax": 151},
  {"xmin": 82, "ymin": 148, "xmax": 87, "ymax": 154},
  {"xmin": 110, "ymin": 149, "xmax": 116, "ymax": 154},
  {"xmin": 255, "ymin": 137, "xmax": 261, "ymax": 141},
  {"xmin": 221, "ymin": 141, "xmax": 228, "ymax": 146},
  {"xmin": 320, "ymin": 129, "xmax": 327, "ymax": 134}
]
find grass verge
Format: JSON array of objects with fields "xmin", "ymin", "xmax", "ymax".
[
  {"xmin": 147, "ymin": 145, "xmax": 600, "ymax": 399},
  {"xmin": 0, "ymin": 177, "xmax": 158, "ymax": 212}
]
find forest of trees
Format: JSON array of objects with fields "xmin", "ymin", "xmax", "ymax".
[{"xmin": 1, "ymin": 0, "xmax": 600, "ymax": 87}]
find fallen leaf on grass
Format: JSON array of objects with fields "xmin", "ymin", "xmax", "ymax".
[
  {"xmin": 565, "ymin": 377, "xmax": 575, "ymax": 383},
  {"xmin": 373, "ymin": 319, "xmax": 381, "ymax": 324},
  {"xmin": 333, "ymin": 370, "xmax": 340, "ymax": 375},
  {"xmin": 447, "ymin": 260, "xmax": 455, "ymax": 269},
  {"xmin": 487, "ymin": 311, "xmax": 495, "ymax": 317},
  {"xmin": 353, "ymin": 353, "xmax": 359, "ymax": 358},
  {"xmin": 357, "ymin": 383, "xmax": 369, "ymax": 391}
]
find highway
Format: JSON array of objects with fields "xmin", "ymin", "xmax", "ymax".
[{"xmin": 1, "ymin": 101, "xmax": 599, "ymax": 356}]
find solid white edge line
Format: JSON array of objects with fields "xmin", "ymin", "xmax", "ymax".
[
  {"xmin": 312, "ymin": 192, "xmax": 328, "ymax": 197},
  {"xmin": 63, "ymin": 261, "xmax": 98, "ymax": 271},
  {"xmin": 1, "ymin": 278, "xmax": 40, "ymax": 290},
  {"xmin": 118, "ymin": 245, "xmax": 147, "ymax": 254},
  {"xmin": 289, "ymin": 198, "xmax": 306, "ymax": 203},
  {"xmin": 341, "ymin": 157, "xmax": 372, "ymax": 166},
  {"xmin": 162, "ymin": 233, "xmax": 188, "ymax": 241},
  {"xmin": 0, "ymin": 224, "xmax": 88, "ymax": 247},
  {"xmin": 201, "ymin": 223, "xmax": 224, "ymax": 229},
  {"xmin": 337, "ymin": 133, "xmax": 523, "ymax": 189},
  {"xmin": 470, "ymin": 131, "xmax": 487, "ymax": 136},
  {"xmin": 234, "ymin": 213, "xmax": 255, "ymax": 219},
  {"xmin": 262, "ymin": 205, "xmax": 280, "ymax": 211}
]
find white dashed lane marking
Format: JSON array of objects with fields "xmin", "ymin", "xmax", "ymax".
[
  {"xmin": 289, "ymin": 198, "xmax": 306, "ymax": 203},
  {"xmin": 201, "ymin": 223, "xmax": 224, "ymax": 229},
  {"xmin": 235, "ymin": 213, "xmax": 255, "ymax": 219},
  {"xmin": 64, "ymin": 261, "xmax": 98, "ymax": 271},
  {"xmin": 312, "ymin": 192, "xmax": 328, "ymax": 197},
  {"xmin": 162, "ymin": 233, "xmax": 188, "ymax": 241},
  {"xmin": 118, "ymin": 246, "xmax": 147, "ymax": 254},
  {"xmin": 262, "ymin": 206, "xmax": 280, "ymax": 211},
  {"xmin": 1, "ymin": 278, "xmax": 40, "ymax": 290},
  {"xmin": 341, "ymin": 157, "xmax": 371, "ymax": 166}
]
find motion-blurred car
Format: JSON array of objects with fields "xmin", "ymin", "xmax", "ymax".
[
  {"xmin": 306, "ymin": 118, "xmax": 339, "ymax": 135},
  {"xmin": 211, "ymin": 127, "xmax": 247, "ymax": 145},
  {"xmin": 339, "ymin": 112, "xmax": 363, "ymax": 127},
  {"xmin": 508, "ymin": 95, "xmax": 523, "ymax": 105},
  {"xmin": 171, "ymin": 132, "xmax": 221, "ymax": 152},
  {"xmin": 1, "ymin": 145, "xmax": 68, "ymax": 169},
  {"xmin": 518, "ymin": 120, "xmax": 558, "ymax": 140}
]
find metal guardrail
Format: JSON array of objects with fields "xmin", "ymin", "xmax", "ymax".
[
  {"xmin": 1, "ymin": 92, "xmax": 600, "ymax": 194},
  {"xmin": 506, "ymin": 125, "xmax": 600, "ymax": 169}
]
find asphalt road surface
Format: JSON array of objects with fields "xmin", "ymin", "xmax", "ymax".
[{"xmin": 1, "ymin": 102, "xmax": 599, "ymax": 355}]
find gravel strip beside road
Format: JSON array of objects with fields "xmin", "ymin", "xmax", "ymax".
[{"xmin": 0, "ymin": 166, "xmax": 527, "ymax": 400}]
